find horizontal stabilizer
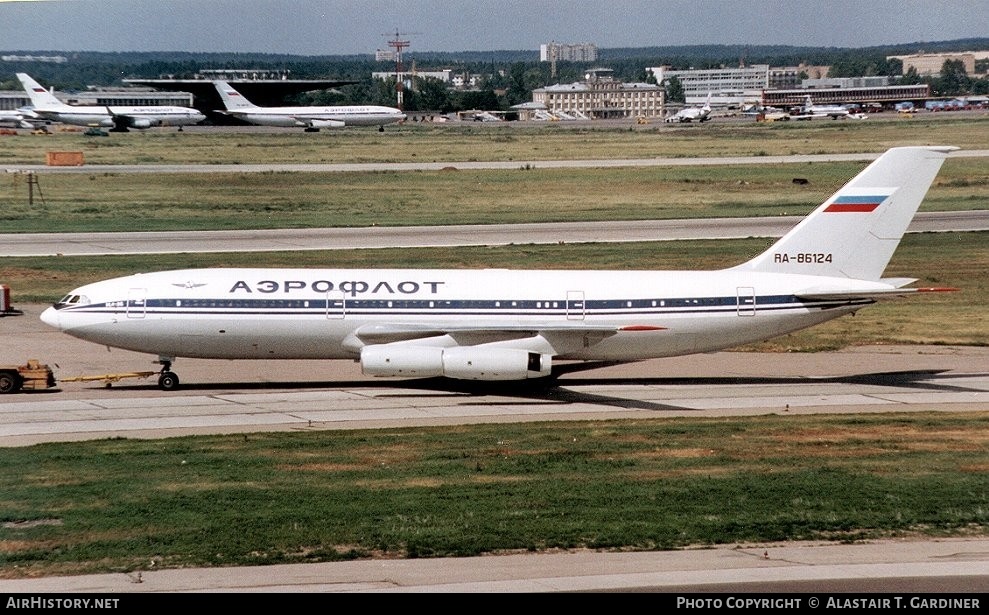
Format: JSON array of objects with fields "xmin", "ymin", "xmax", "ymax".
[{"xmin": 796, "ymin": 282, "xmax": 958, "ymax": 301}]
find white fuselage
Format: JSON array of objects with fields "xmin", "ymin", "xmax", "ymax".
[
  {"xmin": 233, "ymin": 106, "xmax": 407, "ymax": 128},
  {"xmin": 796, "ymin": 102, "xmax": 850, "ymax": 119},
  {"xmin": 35, "ymin": 105, "xmax": 206, "ymax": 128},
  {"xmin": 41, "ymin": 267, "xmax": 867, "ymax": 362},
  {"xmin": 15, "ymin": 73, "xmax": 205, "ymax": 130}
]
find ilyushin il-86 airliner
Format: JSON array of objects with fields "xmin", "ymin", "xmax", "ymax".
[
  {"xmin": 16, "ymin": 73, "xmax": 206, "ymax": 132},
  {"xmin": 41, "ymin": 146, "xmax": 957, "ymax": 390},
  {"xmin": 212, "ymin": 80, "xmax": 406, "ymax": 132}
]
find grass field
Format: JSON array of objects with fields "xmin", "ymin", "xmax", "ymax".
[
  {"xmin": 1, "ymin": 412, "xmax": 987, "ymax": 578},
  {"xmin": 0, "ymin": 115, "xmax": 986, "ymax": 579},
  {"xmin": 2, "ymin": 158, "xmax": 987, "ymax": 233}
]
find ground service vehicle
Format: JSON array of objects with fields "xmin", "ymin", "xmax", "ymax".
[{"xmin": 0, "ymin": 360, "xmax": 57, "ymax": 394}]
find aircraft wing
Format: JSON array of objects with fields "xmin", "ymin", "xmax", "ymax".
[
  {"xmin": 110, "ymin": 113, "xmax": 156, "ymax": 130},
  {"xmin": 213, "ymin": 110, "xmax": 252, "ymax": 119},
  {"xmin": 345, "ymin": 321, "xmax": 672, "ymax": 359},
  {"xmin": 349, "ymin": 322, "xmax": 659, "ymax": 379},
  {"xmin": 351, "ymin": 322, "xmax": 628, "ymax": 348},
  {"xmin": 291, "ymin": 115, "xmax": 345, "ymax": 128}
]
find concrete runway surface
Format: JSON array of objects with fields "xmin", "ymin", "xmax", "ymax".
[
  {"xmin": 2, "ymin": 211, "xmax": 986, "ymax": 257},
  {"xmin": 2, "ymin": 304, "xmax": 988, "ymax": 592},
  {"xmin": 2, "ymin": 303, "xmax": 988, "ymax": 446},
  {"xmin": 2, "ymin": 538, "xmax": 987, "ymax": 593}
]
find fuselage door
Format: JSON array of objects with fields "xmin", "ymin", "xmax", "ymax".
[
  {"xmin": 127, "ymin": 288, "xmax": 146, "ymax": 319},
  {"xmin": 737, "ymin": 287, "xmax": 756, "ymax": 316},
  {"xmin": 566, "ymin": 290, "xmax": 585, "ymax": 321},
  {"xmin": 326, "ymin": 290, "xmax": 346, "ymax": 319}
]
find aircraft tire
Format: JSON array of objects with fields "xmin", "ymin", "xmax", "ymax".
[{"xmin": 158, "ymin": 372, "xmax": 180, "ymax": 391}]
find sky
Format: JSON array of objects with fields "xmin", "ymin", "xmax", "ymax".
[{"xmin": 0, "ymin": 0, "xmax": 987, "ymax": 55}]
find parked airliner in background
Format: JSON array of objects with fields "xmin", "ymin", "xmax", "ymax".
[
  {"xmin": 213, "ymin": 81, "xmax": 406, "ymax": 132},
  {"xmin": 665, "ymin": 93, "xmax": 712, "ymax": 123},
  {"xmin": 793, "ymin": 95, "xmax": 866, "ymax": 120},
  {"xmin": 0, "ymin": 106, "xmax": 42, "ymax": 129},
  {"xmin": 41, "ymin": 146, "xmax": 956, "ymax": 390},
  {"xmin": 16, "ymin": 73, "xmax": 205, "ymax": 132}
]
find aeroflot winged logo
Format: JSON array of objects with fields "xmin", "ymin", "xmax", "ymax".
[{"xmin": 824, "ymin": 194, "xmax": 891, "ymax": 213}]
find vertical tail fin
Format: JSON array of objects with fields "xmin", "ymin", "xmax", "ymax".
[
  {"xmin": 16, "ymin": 73, "xmax": 68, "ymax": 110},
  {"xmin": 732, "ymin": 146, "xmax": 956, "ymax": 281},
  {"xmin": 212, "ymin": 81, "xmax": 259, "ymax": 111}
]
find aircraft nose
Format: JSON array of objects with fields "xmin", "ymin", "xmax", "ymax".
[{"xmin": 40, "ymin": 306, "xmax": 61, "ymax": 330}]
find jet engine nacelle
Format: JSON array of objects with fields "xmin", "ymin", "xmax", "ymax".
[
  {"xmin": 310, "ymin": 119, "xmax": 345, "ymax": 129},
  {"xmin": 360, "ymin": 346, "xmax": 552, "ymax": 381},
  {"xmin": 361, "ymin": 346, "xmax": 444, "ymax": 378},
  {"xmin": 127, "ymin": 118, "xmax": 156, "ymax": 129},
  {"xmin": 442, "ymin": 347, "xmax": 552, "ymax": 380}
]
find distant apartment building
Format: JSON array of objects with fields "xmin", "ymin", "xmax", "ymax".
[
  {"xmin": 803, "ymin": 76, "xmax": 894, "ymax": 89},
  {"xmin": 195, "ymin": 69, "xmax": 293, "ymax": 81},
  {"xmin": 648, "ymin": 64, "xmax": 770, "ymax": 106},
  {"xmin": 531, "ymin": 68, "xmax": 663, "ymax": 119},
  {"xmin": 372, "ymin": 69, "xmax": 453, "ymax": 83},
  {"xmin": 769, "ymin": 65, "xmax": 830, "ymax": 89},
  {"xmin": 540, "ymin": 42, "xmax": 599, "ymax": 63},
  {"xmin": 888, "ymin": 52, "xmax": 984, "ymax": 76},
  {"xmin": 1, "ymin": 54, "xmax": 68, "ymax": 63},
  {"xmin": 371, "ymin": 68, "xmax": 480, "ymax": 94}
]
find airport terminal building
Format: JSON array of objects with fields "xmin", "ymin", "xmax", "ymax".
[
  {"xmin": 648, "ymin": 65, "xmax": 934, "ymax": 110},
  {"xmin": 762, "ymin": 83, "xmax": 931, "ymax": 108},
  {"xmin": 531, "ymin": 68, "xmax": 664, "ymax": 119}
]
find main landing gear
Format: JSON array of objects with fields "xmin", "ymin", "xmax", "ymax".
[{"xmin": 155, "ymin": 357, "xmax": 180, "ymax": 391}]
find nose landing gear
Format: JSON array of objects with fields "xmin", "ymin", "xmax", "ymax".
[{"xmin": 155, "ymin": 358, "xmax": 180, "ymax": 391}]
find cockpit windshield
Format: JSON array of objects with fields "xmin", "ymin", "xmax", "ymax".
[{"xmin": 55, "ymin": 294, "xmax": 89, "ymax": 308}]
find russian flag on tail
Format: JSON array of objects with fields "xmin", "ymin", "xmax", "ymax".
[{"xmin": 824, "ymin": 194, "xmax": 889, "ymax": 213}]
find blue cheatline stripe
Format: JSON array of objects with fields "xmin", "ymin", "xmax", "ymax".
[{"xmin": 62, "ymin": 294, "xmax": 871, "ymax": 318}]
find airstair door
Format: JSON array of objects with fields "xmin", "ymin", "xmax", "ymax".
[
  {"xmin": 127, "ymin": 288, "xmax": 146, "ymax": 319},
  {"xmin": 737, "ymin": 287, "xmax": 756, "ymax": 317},
  {"xmin": 567, "ymin": 291, "xmax": 585, "ymax": 321},
  {"xmin": 326, "ymin": 290, "xmax": 346, "ymax": 319}
]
